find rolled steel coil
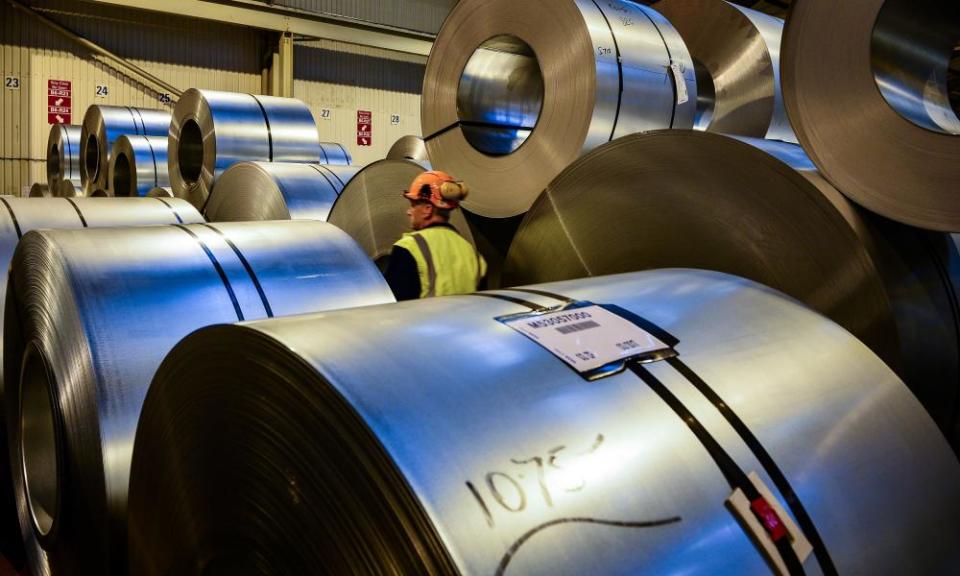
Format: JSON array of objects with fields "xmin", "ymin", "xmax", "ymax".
[
  {"xmin": 386, "ymin": 135, "xmax": 430, "ymax": 166},
  {"xmin": 318, "ymin": 142, "xmax": 352, "ymax": 165},
  {"xmin": 503, "ymin": 130, "xmax": 960, "ymax": 447},
  {"xmin": 204, "ymin": 162, "xmax": 360, "ymax": 222},
  {"xmin": 421, "ymin": 0, "xmax": 696, "ymax": 217},
  {"xmin": 45, "ymin": 125, "xmax": 81, "ymax": 194},
  {"xmin": 57, "ymin": 180, "xmax": 80, "ymax": 198},
  {"xmin": 27, "ymin": 184, "xmax": 49, "ymax": 198},
  {"xmin": 781, "ymin": 0, "xmax": 960, "ymax": 231},
  {"xmin": 107, "ymin": 135, "xmax": 169, "ymax": 197},
  {"xmin": 80, "ymin": 106, "xmax": 171, "ymax": 196},
  {"xmin": 127, "ymin": 269, "xmax": 960, "ymax": 574},
  {"xmin": 169, "ymin": 89, "xmax": 325, "ymax": 209},
  {"xmin": 655, "ymin": 0, "xmax": 795, "ymax": 142},
  {"xmin": 5, "ymin": 220, "xmax": 393, "ymax": 576},
  {"xmin": 0, "ymin": 197, "xmax": 201, "ymax": 574},
  {"xmin": 327, "ymin": 159, "xmax": 475, "ymax": 268},
  {"xmin": 146, "ymin": 186, "xmax": 174, "ymax": 198}
]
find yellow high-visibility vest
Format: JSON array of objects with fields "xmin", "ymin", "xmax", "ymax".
[{"xmin": 393, "ymin": 226, "xmax": 487, "ymax": 298}]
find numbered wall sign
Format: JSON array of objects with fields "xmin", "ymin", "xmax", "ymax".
[
  {"xmin": 390, "ymin": 114, "xmax": 401, "ymax": 126},
  {"xmin": 320, "ymin": 108, "xmax": 332, "ymax": 120},
  {"xmin": 96, "ymin": 84, "xmax": 109, "ymax": 98},
  {"xmin": 158, "ymin": 93, "xmax": 172, "ymax": 104},
  {"xmin": 4, "ymin": 76, "xmax": 20, "ymax": 90}
]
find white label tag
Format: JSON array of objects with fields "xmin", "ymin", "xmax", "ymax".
[
  {"xmin": 670, "ymin": 63, "xmax": 689, "ymax": 106},
  {"xmin": 503, "ymin": 305, "xmax": 671, "ymax": 373}
]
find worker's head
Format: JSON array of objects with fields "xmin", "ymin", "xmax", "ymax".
[{"xmin": 403, "ymin": 171, "xmax": 469, "ymax": 230}]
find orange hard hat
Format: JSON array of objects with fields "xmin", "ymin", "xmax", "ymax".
[{"xmin": 403, "ymin": 170, "xmax": 469, "ymax": 210}]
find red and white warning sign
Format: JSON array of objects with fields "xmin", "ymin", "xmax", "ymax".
[
  {"xmin": 48, "ymin": 79, "xmax": 72, "ymax": 124},
  {"xmin": 357, "ymin": 110, "xmax": 372, "ymax": 146}
]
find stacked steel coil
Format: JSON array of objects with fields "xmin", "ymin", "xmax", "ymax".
[
  {"xmin": 127, "ymin": 270, "xmax": 960, "ymax": 574},
  {"xmin": 0, "ymin": 197, "xmax": 202, "ymax": 573},
  {"xmin": 27, "ymin": 183, "xmax": 49, "ymax": 198},
  {"xmin": 386, "ymin": 135, "xmax": 430, "ymax": 166},
  {"xmin": 57, "ymin": 180, "xmax": 79, "ymax": 198},
  {"xmin": 5, "ymin": 220, "xmax": 394, "ymax": 575},
  {"xmin": 45, "ymin": 124, "xmax": 82, "ymax": 195},
  {"xmin": 421, "ymin": 0, "xmax": 696, "ymax": 217},
  {"xmin": 146, "ymin": 186, "xmax": 174, "ymax": 198},
  {"xmin": 168, "ymin": 89, "xmax": 328, "ymax": 209},
  {"xmin": 781, "ymin": 0, "xmax": 960, "ymax": 231},
  {"xmin": 656, "ymin": 0, "xmax": 795, "ymax": 142},
  {"xmin": 204, "ymin": 162, "xmax": 358, "ymax": 222},
  {"xmin": 327, "ymin": 159, "xmax": 475, "ymax": 268},
  {"xmin": 107, "ymin": 135, "xmax": 169, "ymax": 197},
  {"xmin": 503, "ymin": 130, "xmax": 960, "ymax": 446},
  {"xmin": 80, "ymin": 106, "xmax": 171, "ymax": 196}
]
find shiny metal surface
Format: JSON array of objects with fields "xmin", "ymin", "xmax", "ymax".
[
  {"xmin": 327, "ymin": 159, "xmax": 475, "ymax": 267},
  {"xmin": 0, "ymin": 197, "xmax": 202, "ymax": 575},
  {"xmin": 657, "ymin": 0, "xmax": 795, "ymax": 142},
  {"xmin": 204, "ymin": 162, "xmax": 361, "ymax": 222},
  {"xmin": 421, "ymin": 0, "xmax": 696, "ymax": 218},
  {"xmin": 5, "ymin": 220, "xmax": 394, "ymax": 576},
  {"xmin": 386, "ymin": 135, "xmax": 429, "ymax": 166},
  {"xmin": 127, "ymin": 269, "xmax": 960, "ymax": 574},
  {"xmin": 107, "ymin": 135, "xmax": 169, "ymax": 197},
  {"xmin": 146, "ymin": 186, "xmax": 174, "ymax": 198},
  {"xmin": 168, "ymin": 89, "xmax": 324, "ymax": 209},
  {"xmin": 782, "ymin": 0, "xmax": 960, "ymax": 231},
  {"xmin": 503, "ymin": 130, "xmax": 960, "ymax": 447},
  {"xmin": 27, "ymin": 184, "xmax": 49, "ymax": 198},
  {"xmin": 45, "ymin": 125, "xmax": 81, "ymax": 195},
  {"xmin": 79, "ymin": 106, "xmax": 171, "ymax": 196}
]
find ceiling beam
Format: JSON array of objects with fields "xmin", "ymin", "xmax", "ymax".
[{"xmin": 83, "ymin": 0, "xmax": 434, "ymax": 56}]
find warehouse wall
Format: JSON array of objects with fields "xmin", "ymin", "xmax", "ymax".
[
  {"xmin": 272, "ymin": 0, "xmax": 457, "ymax": 34},
  {"xmin": 1, "ymin": 1, "xmax": 428, "ymax": 196},
  {"xmin": 295, "ymin": 39, "xmax": 425, "ymax": 167}
]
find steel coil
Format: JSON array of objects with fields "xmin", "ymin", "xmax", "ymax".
[
  {"xmin": 146, "ymin": 186, "xmax": 174, "ymax": 198},
  {"xmin": 0, "ymin": 197, "xmax": 201, "ymax": 574},
  {"xmin": 781, "ymin": 0, "xmax": 960, "ymax": 231},
  {"xmin": 503, "ymin": 130, "xmax": 960, "ymax": 447},
  {"xmin": 204, "ymin": 162, "xmax": 360, "ymax": 223},
  {"xmin": 127, "ymin": 269, "xmax": 960, "ymax": 574},
  {"xmin": 5, "ymin": 220, "xmax": 393, "ymax": 576},
  {"xmin": 421, "ymin": 0, "xmax": 696, "ymax": 218},
  {"xmin": 386, "ymin": 135, "xmax": 429, "ymax": 165},
  {"xmin": 27, "ymin": 184, "xmax": 49, "ymax": 198},
  {"xmin": 56, "ymin": 180, "xmax": 79, "ymax": 198},
  {"xmin": 168, "ymin": 89, "xmax": 325, "ymax": 209},
  {"xmin": 45, "ymin": 125, "xmax": 81, "ymax": 194},
  {"xmin": 79, "ymin": 106, "xmax": 171, "ymax": 196},
  {"xmin": 107, "ymin": 135, "xmax": 169, "ymax": 197},
  {"xmin": 327, "ymin": 159, "xmax": 475, "ymax": 268},
  {"xmin": 655, "ymin": 0, "xmax": 795, "ymax": 142}
]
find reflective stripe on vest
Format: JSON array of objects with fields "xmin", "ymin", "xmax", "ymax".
[{"xmin": 394, "ymin": 226, "xmax": 487, "ymax": 298}]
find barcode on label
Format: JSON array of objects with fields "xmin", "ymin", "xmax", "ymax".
[{"xmin": 556, "ymin": 320, "xmax": 601, "ymax": 335}]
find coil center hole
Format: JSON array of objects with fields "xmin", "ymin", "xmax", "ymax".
[
  {"xmin": 47, "ymin": 146, "xmax": 60, "ymax": 180},
  {"xmin": 178, "ymin": 119, "xmax": 204, "ymax": 185},
  {"xmin": 113, "ymin": 153, "xmax": 133, "ymax": 197},
  {"xmin": 871, "ymin": 0, "xmax": 960, "ymax": 134},
  {"xmin": 20, "ymin": 345, "xmax": 59, "ymax": 538},
  {"xmin": 457, "ymin": 35, "xmax": 544, "ymax": 156},
  {"xmin": 85, "ymin": 134, "xmax": 101, "ymax": 182}
]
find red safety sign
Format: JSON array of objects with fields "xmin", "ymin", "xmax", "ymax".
[
  {"xmin": 48, "ymin": 79, "xmax": 72, "ymax": 124},
  {"xmin": 357, "ymin": 110, "xmax": 372, "ymax": 146}
]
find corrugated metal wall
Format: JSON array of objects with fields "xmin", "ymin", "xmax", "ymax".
[
  {"xmin": 1, "ymin": 1, "xmax": 429, "ymax": 195},
  {"xmin": 295, "ymin": 39, "xmax": 425, "ymax": 167},
  {"xmin": 273, "ymin": 0, "xmax": 456, "ymax": 34}
]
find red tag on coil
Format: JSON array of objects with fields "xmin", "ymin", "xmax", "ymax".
[{"xmin": 750, "ymin": 497, "xmax": 788, "ymax": 542}]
